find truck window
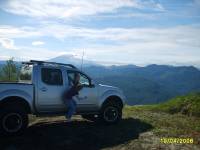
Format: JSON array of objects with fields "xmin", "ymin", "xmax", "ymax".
[
  {"xmin": 79, "ymin": 74, "xmax": 90, "ymax": 86},
  {"xmin": 19, "ymin": 65, "xmax": 33, "ymax": 82},
  {"xmin": 67, "ymin": 71, "xmax": 90, "ymax": 86},
  {"xmin": 41, "ymin": 68, "xmax": 63, "ymax": 85}
]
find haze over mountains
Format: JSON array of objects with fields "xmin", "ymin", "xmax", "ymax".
[
  {"xmin": 0, "ymin": 55, "xmax": 200, "ymax": 105},
  {"xmin": 49, "ymin": 55, "xmax": 98, "ymax": 67}
]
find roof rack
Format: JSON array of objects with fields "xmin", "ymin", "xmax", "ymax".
[{"xmin": 22, "ymin": 60, "xmax": 77, "ymax": 69}]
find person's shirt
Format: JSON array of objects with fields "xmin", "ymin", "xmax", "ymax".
[
  {"xmin": 63, "ymin": 85, "xmax": 78, "ymax": 100},
  {"xmin": 63, "ymin": 84, "xmax": 83, "ymax": 100}
]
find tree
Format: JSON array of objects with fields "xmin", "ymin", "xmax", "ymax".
[{"xmin": 1, "ymin": 58, "xmax": 18, "ymax": 82}]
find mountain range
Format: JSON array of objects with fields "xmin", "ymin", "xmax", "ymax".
[
  {"xmin": 0, "ymin": 55, "xmax": 200, "ymax": 105},
  {"xmin": 83, "ymin": 65, "xmax": 200, "ymax": 105}
]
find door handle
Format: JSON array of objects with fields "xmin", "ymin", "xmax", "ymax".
[{"xmin": 40, "ymin": 87, "xmax": 47, "ymax": 92}]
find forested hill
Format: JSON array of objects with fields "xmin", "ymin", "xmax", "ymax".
[{"xmin": 83, "ymin": 65, "xmax": 200, "ymax": 105}]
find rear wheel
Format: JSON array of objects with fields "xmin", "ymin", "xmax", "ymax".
[
  {"xmin": 100, "ymin": 101, "xmax": 122, "ymax": 124},
  {"xmin": 0, "ymin": 107, "xmax": 28, "ymax": 136}
]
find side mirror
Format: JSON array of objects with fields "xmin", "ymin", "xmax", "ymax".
[{"xmin": 90, "ymin": 80, "xmax": 95, "ymax": 88}]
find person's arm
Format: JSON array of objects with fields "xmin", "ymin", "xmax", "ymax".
[
  {"xmin": 74, "ymin": 95, "xmax": 87, "ymax": 101},
  {"xmin": 77, "ymin": 84, "xmax": 83, "ymax": 91}
]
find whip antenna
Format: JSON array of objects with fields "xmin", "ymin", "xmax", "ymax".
[{"xmin": 81, "ymin": 50, "xmax": 84, "ymax": 71}]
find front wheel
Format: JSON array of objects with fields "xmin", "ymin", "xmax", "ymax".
[
  {"xmin": 0, "ymin": 107, "xmax": 28, "ymax": 136},
  {"xmin": 100, "ymin": 102, "xmax": 122, "ymax": 124}
]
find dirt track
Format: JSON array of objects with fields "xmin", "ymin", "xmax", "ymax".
[{"xmin": 1, "ymin": 113, "xmax": 200, "ymax": 150}]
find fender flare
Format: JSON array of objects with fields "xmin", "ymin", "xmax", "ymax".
[
  {"xmin": 0, "ymin": 89, "xmax": 33, "ymax": 112},
  {"xmin": 98, "ymin": 90, "xmax": 124, "ymax": 108}
]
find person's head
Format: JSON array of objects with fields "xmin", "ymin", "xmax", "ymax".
[{"xmin": 74, "ymin": 73, "xmax": 80, "ymax": 85}]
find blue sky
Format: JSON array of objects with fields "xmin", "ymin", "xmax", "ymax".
[{"xmin": 0, "ymin": 0, "xmax": 200, "ymax": 66}]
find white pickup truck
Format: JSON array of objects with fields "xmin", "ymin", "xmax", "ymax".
[{"xmin": 0, "ymin": 60, "xmax": 126, "ymax": 135}]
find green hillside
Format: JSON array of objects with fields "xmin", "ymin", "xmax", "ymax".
[{"xmin": 143, "ymin": 92, "xmax": 200, "ymax": 117}]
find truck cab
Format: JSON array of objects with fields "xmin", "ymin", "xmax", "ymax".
[{"xmin": 34, "ymin": 65, "xmax": 98, "ymax": 113}]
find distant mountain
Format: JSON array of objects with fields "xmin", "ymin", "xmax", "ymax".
[
  {"xmin": 48, "ymin": 54, "xmax": 99, "ymax": 68},
  {"xmin": 0, "ymin": 61, "xmax": 6, "ymax": 65},
  {"xmin": 83, "ymin": 65, "xmax": 200, "ymax": 105},
  {"xmin": 0, "ymin": 60, "xmax": 21, "ymax": 69}
]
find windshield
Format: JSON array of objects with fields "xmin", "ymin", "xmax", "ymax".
[{"xmin": 19, "ymin": 65, "xmax": 33, "ymax": 83}]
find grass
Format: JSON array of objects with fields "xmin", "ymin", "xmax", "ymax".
[
  {"xmin": 149, "ymin": 92, "xmax": 200, "ymax": 117},
  {"xmin": 124, "ymin": 106, "xmax": 200, "ymax": 141},
  {"xmin": 124, "ymin": 93, "xmax": 200, "ymax": 146}
]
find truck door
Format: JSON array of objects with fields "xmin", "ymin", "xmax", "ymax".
[
  {"xmin": 36, "ymin": 67, "xmax": 65, "ymax": 112},
  {"xmin": 67, "ymin": 70, "xmax": 98, "ymax": 112}
]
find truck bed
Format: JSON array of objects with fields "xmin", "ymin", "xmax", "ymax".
[{"xmin": 0, "ymin": 82, "xmax": 34, "ymax": 104}]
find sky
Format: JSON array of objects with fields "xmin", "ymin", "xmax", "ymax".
[{"xmin": 0, "ymin": 0, "xmax": 200, "ymax": 67}]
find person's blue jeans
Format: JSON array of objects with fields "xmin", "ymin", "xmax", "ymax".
[{"xmin": 65, "ymin": 98, "xmax": 77, "ymax": 119}]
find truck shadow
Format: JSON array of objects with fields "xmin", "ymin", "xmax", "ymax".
[{"xmin": 1, "ymin": 118, "xmax": 153, "ymax": 150}]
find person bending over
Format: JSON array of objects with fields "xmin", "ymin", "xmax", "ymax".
[{"xmin": 63, "ymin": 73, "xmax": 83, "ymax": 122}]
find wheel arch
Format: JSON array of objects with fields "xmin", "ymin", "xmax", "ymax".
[
  {"xmin": 0, "ymin": 96, "xmax": 31, "ymax": 114},
  {"xmin": 101, "ymin": 95, "xmax": 124, "ymax": 109}
]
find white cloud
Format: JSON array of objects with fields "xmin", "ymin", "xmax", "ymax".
[
  {"xmin": 136, "ymin": 0, "xmax": 165, "ymax": 11},
  {"xmin": 32, "ymin": 41, "xmax": 45, "ymax": 46},
  {"xmin": 1, "ymin": 0, "xmax": 164, "ymax": 19},
  {"xmin": 37, "ymin": 23, "xmax": 200, "ymax": 48},
  {"xmin": 0, "ymin": 25, "xmax": 41, "ymax": 38},
  {"xmin": 93, "ymin": 13, "xmax": 157, "ymax": 20},
  {"xmin": 1, "ymin": 1, "xmax": 200, "ymax": 67},
  {"xmin": 0, "ymin": 23, "xmax": 200, "ymax": 67},
  {"xmin": 1, "ymin": 24, "xmax": 200, "ymax": 48},
  {"xmin": 0, "ymin": 55, "xmax": 11, "ymax": 60},
  {"xmin": 0, "ymin": 38, "xmax": 18, "ymax": 50},
  {"xmin": 1, "ymin": 46, "xmax": 70, "ymax": 61},
  {"xmin": 76, "ymin": 43, "xmax": 200, "ymax": 67}
]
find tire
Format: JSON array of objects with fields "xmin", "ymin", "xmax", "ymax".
[
  {"xmin": 100, "ymin": 101, "xmax": 122, "ymax": 124},
  {"xmin": 81, "ymin": 114, "xmax": 99, "ymax": 122},
  {"xmin": 0, "ymin": 107, "xmax": 28, "ymax": 136}
]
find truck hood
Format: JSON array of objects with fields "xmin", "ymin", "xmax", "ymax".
[
  {"xmin": 97, "ymin": 84, "xmax": 123, "ymax": 94},
  {"xmin": 97, "ymin": 84, "xmax": 126, "ymax": 104},
  {"xmin": 98, "ymin": 84, "xmax": 119, "ymax": 90}
]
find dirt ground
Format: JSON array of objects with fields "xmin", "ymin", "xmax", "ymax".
[{"xmin": 1, "ymin": 113, "xmax": 200, "ymax": 150}]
